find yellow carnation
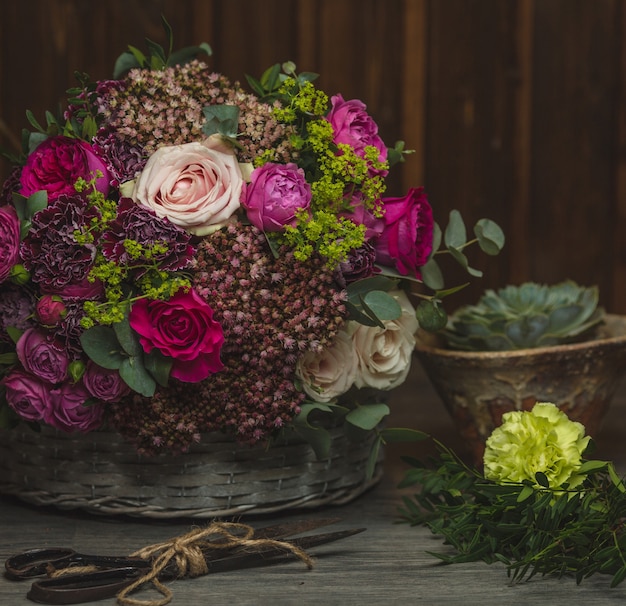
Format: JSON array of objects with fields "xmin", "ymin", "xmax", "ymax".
[{"xmin": 483, "ymin": 402, "xmax": 591, "ymax": 489}]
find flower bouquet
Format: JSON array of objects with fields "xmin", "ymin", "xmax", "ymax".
[
  {"xmin": 0, "ymin": 23, "xmax": 503, "ymax": 516},
  {"xmin": 399, "ymin": 403, "xmax": 626, "ymax": 588}
]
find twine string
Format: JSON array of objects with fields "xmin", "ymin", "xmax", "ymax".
[{"xmin": 115, "ymin": 521, "xmax": 315, "ymax": 606}]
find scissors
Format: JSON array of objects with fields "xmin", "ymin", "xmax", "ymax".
[{"xmin": 5, "ymin": 518, "xmax": 365, "ymax": 605}]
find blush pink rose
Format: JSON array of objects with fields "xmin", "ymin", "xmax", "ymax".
[
  {"xmin": 132, "ymin": 136, "xmax": 243, "ymax": 236},
  {"xmin": 243, "ymin": 162, "xmax": 311, "ymax": 232},
  {"xmin": 2, "ymin": 369, "xmax": 50, "ymax": 422},
  {"xmin": 46, "ymin": 382, "xmax": 104, "ymax": 432},
  {"xmin": 326, "ymin": 94, "xmax": 388, "ymax": 175},
  {"xmin": 129, "ymin": 288, "xmax": 224, "ymax": 383},
  {"xmin": 20, "ymin": 136, "xmax": 110, "ymax": 201},
  {"xmin": 375, "ymin": 187, "xmax": 434, "ymax": 278},
  {"xmin": 82, "ymin": 361, "xmax": 131, "ymax": 403},
  {"xmin": 0, "ymin": 205, "xmax": 20, "ymax": 283},
  {"xmin": 16, "ymin": 328, "xmax": 69, "ymax": 384}
]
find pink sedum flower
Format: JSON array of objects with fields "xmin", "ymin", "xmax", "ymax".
[
  {"xmin": 0, "ymin": 205, "xmax": 20, "ymax": 283},
  {"xmin": 243, "ymin": 162, "xmax": 311, "ymax": 232},
  {"xmin": 20, "ymin": 136, "xmax": 110, "ymax": 201},
  {"xmin": 129, "ymin": 288, "xmax": 224, "ymax": 383},
  {"xmin": 131, "ymin": 135, "xmax": 243, "ymax": 236},
  {"xmin": 375, "ymin": 187, "xmax": 434, "ymax": 278}
]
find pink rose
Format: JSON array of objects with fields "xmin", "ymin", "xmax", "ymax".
[
  {"xmin": 243, "ymin": 162, "xmax": 311, "ymax": 232},
  {"xmin": 82, "ymin": 361, "xmax": 130, "ymax": 403},
  {"xmin": 46, "ymin": 382, "xmax": 104, "ymax": 432},
  {"xmin": 129, "ymin": 288, "xmax": 224, "ymax": 383},
  {"xmin": 132, "ymin": 136, "xmax": 243, "ymax": 236},
  {"xmin": 326, "ymin": 94, "xmax": 388, "ymax": 175},
  {"xmin": 2, "ymin": 369, "xmax": 50, "ymax": 422},
  {"xmin": 375, "ymin": 187, "xmax": 434, "ymax": 278},
  {"xmin": 20, "ymin": 136, "xmax": 110, "ymax": 202},
  {"xmin": 0, "ymin": 205, "xmax": 20, "ymax": 283},
  {"xmin": 16, "ymin": 328, "xmax": 69, "ymax": 384},
  {"xmin": 36, "ymin": 295, "xmax": 67, "ymax": 326},
  {"xmin": 341, "ymin": 194, "xmax": 385, "ymax": 240}
]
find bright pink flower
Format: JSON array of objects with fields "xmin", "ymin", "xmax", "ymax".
[
  {"xmin": 20, "ymin": 136, "xmax": 110, "ymax": 201},
  {"xmin": 0, "ymin": 205, "xmax": 21, "ymax": 283},
  {"xmin": 375, "ymin": 187, "xmax": 434, "ymax": 278},
  {"xmin": 129, "ymin": 288, "xmax": 224, "ymax": 383},
  {"xmin": 243, "ymin": 162, "xmax": 311, "ymax": 232},
  {"xmin": 36, "ymin": 295, "xmax": 67, "ymax": 326},
  {"xmin": 2, "ymin": 369, "xmax": 50, "ymax": 422}
]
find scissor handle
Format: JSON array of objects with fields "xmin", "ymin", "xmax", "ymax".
[{"xmin": 5, "ymin": 548, "xmax": 77, "ymax": 579}]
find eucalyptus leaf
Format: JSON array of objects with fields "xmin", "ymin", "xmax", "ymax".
[
  {"xmin": 420, "ymin": 257, "xmax": 444, "ymax": 290},
  {"xmin": 474, "ymin": 219, "xmax": 505, "ymax": 255},
  {"xmin": 119, "ymin": 357, "xmax": 156, "ymax": 398},
  {"xmin": 113, "ymin": 316, "xmax": 143, "ymax": 358},
  {"xmin": 380, "ymin": 428, "xmax": 429, "ymax": 443},
  {"xmin": 345, "ymin": 403, "xmax": 390, "ymax": 431},
  {"xmin": 202, "ymin": 105, "xmax": 240, "ymax": 138},
  {"xmin": 444, "ymin": 210, "xmax": 467, "ymax": 249},
  {"xmin": 365, "ymin": 436, "xmax": 382, "ymax": 480},
  {"xmin": 26, "ymin": 191, "xmax": 48, "ymax": 218},
  {"xmin": 416, "ymin": 300, "xmax": 448, "ymax": 332},
  {"xmin": 362, "ymin": 290, "xmax": 402, "ymax": 321},
  {"xmin": 295, "ymin": 425, "xmax": 331, "ymax": 460},
  {"xmin": 144, "ymin": 349, "xmax": 173, "ymax": 387},
  {"xmin": 79, "ymin": 326, "xmax": 125, "ymax": 369}
]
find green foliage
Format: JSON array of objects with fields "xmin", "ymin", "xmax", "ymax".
[
  {"xmin": 443, "ymin": 280, "xmax": 606, "ymax": 351},
  {"xmin": 346, "ymin": 276, "xmax": 403, "ymax": 327},
  {"xmin": 398, "ymin": 439, "xmax": 626, "ymax": 587}
]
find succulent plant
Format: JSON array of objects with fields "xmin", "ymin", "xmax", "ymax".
[{"xmin": 443, "ymin": 280, "xmax": 606, "ymax": 351}]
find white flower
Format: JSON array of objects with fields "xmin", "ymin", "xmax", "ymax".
[
  {"xmin": 296, "ymin": 329, "xmax": 358, "ymax": 402},
  {"xmin": 350, "ymin": 289, "xmax": 419, "ymax": 390},
  {"xmin": 132, "ymin": 135, "xmax": 243, "ymax": 235}
]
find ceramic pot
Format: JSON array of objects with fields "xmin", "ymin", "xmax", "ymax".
[{"xmin": 414, "ymin": 314, "xmax": 626, "ymax": 464}]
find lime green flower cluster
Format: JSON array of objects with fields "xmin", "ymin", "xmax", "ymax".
[{"xmin": 483, "ymin": 402, "xmax": 591, "ymax": 489}]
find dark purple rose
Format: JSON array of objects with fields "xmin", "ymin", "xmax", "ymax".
[
  {"xmin": 2, "ymin": 369, "xmax": 51, "ymax": 422},
  {"xmin": 0, "ymin": 205, "xmax": 21, "ymax": 283},
  {"xmin": 20, "ymin": 193, "xmax": 101, "ymax": 295},
  {"xmin": 46, "ymin": 382, "xmax": 104, "ymax": 432},
  {"xmin": 16, "ymin": 328, "xmax": 69, "ymax": 384},
  {"xmin": 326, "ymin": 94, "xmax": 388, "ymax": 175},
  {"xmin": 36, "ymin": 295, "xmax": 67, "ymax": 326},
  {"xmin": 375, "ymin": 187, "xmax": 434, "ymax": 278},
  {"xmin": 101, "ymin": 198, "xmax": 194, "ymax": 271},
  {"xmin": 82, "ymin": 361, "xmax": 130, "ymax": 403},
  {"xmin": 243, "ymin": 162, "xmax": 311, "ymax": 232},
  {"xmin": 20, "ymin": 136, "xmax": 110, "ymax": 201},
  {"xmin": 0, "ymin": 284, "xmax": 36, "ymax": 342},
  {"xmin": 339, "ymin": 241, "xmax": 380, "ymax": 283}
]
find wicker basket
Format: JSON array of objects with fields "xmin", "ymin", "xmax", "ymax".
[{"xmin": 0, "ymin": 425, "xmax": 383, "ymax": 518}]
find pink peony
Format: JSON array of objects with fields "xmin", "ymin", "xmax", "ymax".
[
  {"xmin": 243, "ymin": 162, "xmax": 311, "ymax": 232},
  {"xmin": 46, "ymin": 382, "xmax": 105, "ymax": 432},
  {"xmin": 0, "ymin": 205, "xmax": 20, "ymax": 283},
  {"xmin": 16, "ymin": 328, "xmax": 69, "ymax": 384},
  {"xmin": 375, "ymin": 187, "xmax": 434, "ymax": 278},
  {"xmin": 326, "ymin": 94, "xmax": 388, "ymax": 174},
  {"xmin": 20, "ymin": 136, "xmax": 110, "ymax": 201},
  {"xmin": 131, "ymin": 135, "xmax": 243, "ymax": 236},
  {"xmin": 2, "ymin": 369, "xmax": 51, "ymax": 422},
  {"xmin": 129, "ymin": 288, "xmax": 224, "ymax": 383}
]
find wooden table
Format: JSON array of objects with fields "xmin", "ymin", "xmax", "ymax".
[{"xmin": 2, "ymin": 362, "xmax": 626, "ymax": 605}]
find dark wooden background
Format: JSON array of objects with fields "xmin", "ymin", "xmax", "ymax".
[{"xmin": 1, "ymin": 0, "xmax": 625, "ymax": 312}]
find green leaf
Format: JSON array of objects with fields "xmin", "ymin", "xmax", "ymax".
[
  {"xmin": 113, "ymin": 316, "xmax": 143, "ymax": 358},
  {"xmin": 113, "ymin": 51, "xmax": 141, "ymax": 78},
  {"xmin": 380, "ymin": 428, "xmax": 430, "ymax": 443},
  {"xmin": 517, "ymin": 484, "xmax": 535, "ymax": 503},
  {"xmin": 474, "ymin": 219, "xmax": 505, "ymax": 255},
  {"xmin": 6, "ymin": 326, "xmax": 23, "ymax": 345},
  {"xmin": 79, "ymin": 326, "xmax": 125, "ymax": 369},
  {"xmin": 202, "ymin": 105, "xmax": 240, "ymax": 138},
  {"xmin": 119, "ymin": 357, "xmax": 156, "ymax": 397},
  {"xmin": 366, "ymin": 435, "xmax": 382, "ymax": 480},
  {"xmin": 444, "ymin": 210, "xmax": 467, "ymax": 249},
  {"xmin": 345, "ymin": 403, "xmax": 390, "ymax": 431},
  {"xmin": 362, "ymin": 290, "xmax": 402, "ymax": 321},
  {"xmin": 419, "ymin": 257, "xmax": 444, "ymax": 290},
  {"xmin": 415, "ymin": 299, "xmax": 448, "ymax": 332},
  {"xmin": 26, "ymin": 190, "xmax": 48, "ymax": 218},
  {"xmin": 295, "ymin": 425, "xmax": 332, "ymax": 460},
  {"xmin": 0, "ymin": 352, "xmax": 18, "ymax": 365},
  {"xmin": 535, "ymin": 471, "xmax": 550, "ymax": 488},
  {"xmin": 144, "ymin": 349, "xmax": 173, "ymax": 387}
]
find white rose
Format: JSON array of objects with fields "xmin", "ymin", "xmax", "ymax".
[
  {"xmin": 132, "ymin": 135, "xmax": 243, "ymax": 235},
  {"xmin": 350, "ymin": 289, "xmax": 419, "ymax": 390},
  {"xmin": 296, "ymin": 329, "xmax": 358, "ymax": 402}
]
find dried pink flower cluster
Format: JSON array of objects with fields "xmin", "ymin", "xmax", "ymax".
[
  {"xmin": 109, "ymin": 222, "xmax": 347, "ymax": 454},
  {"xmin": 99, "ymin": 59, "xmax": 295, "ymax": 163}
]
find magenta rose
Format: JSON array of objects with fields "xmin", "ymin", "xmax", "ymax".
[
  {"xmin": 2, "ymin": 369, "xmax": 51, "ymax": 422},
  {"xmin": 129, "ymin": 288, "xmax": 224, "ymax": 383},
  {"xmin": 243, "ymin": 162, "xmax": 311, "ymax": 232},
  {"xmin": 20, "ymin": 136, "xmax": 110, "ymax": 202},
  {"xmin": 82, "ymin": 361, "xmax": 130, "ymax": 403},
  {"xmin": 341, "ymin": 193, "xmax": 385, "ymax": 240},
  {"xmin": 375, "ymin": 187, "xmax": 434, "ymax": 278},
  {"xmin": 16, "ymin": 328, "xmax": 69, "ymax": 384},
  {"xmin": 326, "ymin": 94, "xmax": 388, "ymax": 175},
  {"xmin": 46, "ymin": 382, "xmax": 104, "ymax": 432},
  {"xmin": 0, "ymin": 205, "xmax": 20, "ymax": 283},
  {"xmin": 36, "ymin": 295, "xmax": 67, "ymax": 326}
]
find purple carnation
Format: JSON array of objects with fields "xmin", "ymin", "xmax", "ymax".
[
  {"xmin": 339, "ymin": 241, "xmax": 380, "ymax": 283},
  {"xmin": 92, "ymin": 131, "xmax": 147, "ymax": 186},
  {"xmin": 0, "ymin": 284, "xmax": 36, "ymax": 342},
  {"xmin": 102, "ymin": 198, "xmax": 195, "ymax": 271},
  {"xmin": 20, "ymin": 193, "xmax": 101, "ymax": 295}
]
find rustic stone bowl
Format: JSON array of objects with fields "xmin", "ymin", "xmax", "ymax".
[{"xmin": 414, "ymin": 314, "xmax": 626, "ymax": 464}]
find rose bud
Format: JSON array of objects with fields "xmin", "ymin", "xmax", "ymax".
[{"xmin": 36, "ymin": 294, "xmax": 67, "ymax": 326}]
